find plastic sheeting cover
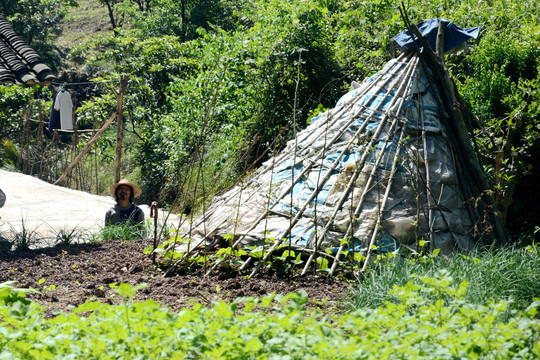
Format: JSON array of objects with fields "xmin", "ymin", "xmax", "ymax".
[{"xmin": 393, "ymin": 18, "xmax": 479, "ymax": 54}]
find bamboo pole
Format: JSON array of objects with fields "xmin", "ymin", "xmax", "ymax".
[
  {"xmin": 249, "ymin": 59, "xmax": 419, "ymax": 278},
  {"xmin": 361, "ymin": 121, "xmax": 409, "ymax": 272},
  {"xmin": 37, "ymin": 99, "xmax": 44, "ymax": 178},
  {"xmin": 115, "ymin": 75, "xmax": 129, "ymax": 183},
  {"xmin": 420, "ymin": 98, "xmax": 435, "ymax": 251},
  {"xmin": 54, "ymin": 112, "xmax": 117, "ymax": 185}
]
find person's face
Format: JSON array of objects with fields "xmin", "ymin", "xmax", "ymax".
[{"xmin": 116, "ymin": 185, "xmax": 132, "ymax": 201}]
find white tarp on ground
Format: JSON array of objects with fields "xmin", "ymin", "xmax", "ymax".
[
  {"xmin": 181, "ymin": 53, "xmax": 477, "ymax": 254},
  {"xmin": 0, "ymin": 169, "xmax": 180, "ymax": 245}
]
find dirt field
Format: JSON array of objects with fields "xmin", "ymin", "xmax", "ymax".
[
  {"xmin": 0, "ymin": 170, "xmax": 350, "ymax": 314},
  {"xmin": 0, "ymin": 239, "xmax": 351, "ymax": 315}
]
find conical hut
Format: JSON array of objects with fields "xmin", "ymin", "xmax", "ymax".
[{"xmin": 175, "ymin": 18, "xmax": 506, "ymax": 275}]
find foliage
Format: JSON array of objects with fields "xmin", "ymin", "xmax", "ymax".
[
  {"xmin": 0, "ymin": 139, "xmax": 18, "ymax": 168},
  {"xmin": 78, "ymin": 0, "xmax": 344, "ymax": 206},
  {"xmin": 0, "ymin": 85, "xmax": 36, "ymax": 139},
  {"xmin": 0, "ymin": 274, "xmax": 538, "ymax": 359},
  {"xmin": 122, "ymin": 0, "xmax": 245, "ymax": 40},
  {"xmin": 453, "ymin": 23, "xmax": 540, "ymax": 235},
  {"xmin": 99, "ymin": 221, "xmax": 147, "ymax": 241},
  {"xmin": 347, "ymin": 242, "xmax": 540, "ymax": 313}
]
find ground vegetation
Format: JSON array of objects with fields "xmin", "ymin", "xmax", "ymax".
[{"xmin": 0, "ymin": 237, "xmax": 538, "ymax": 358}]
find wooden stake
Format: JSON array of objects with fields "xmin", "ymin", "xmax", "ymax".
[{"xmin": 37, "ymin": 99, "xmax": 44, "ymax": 178}]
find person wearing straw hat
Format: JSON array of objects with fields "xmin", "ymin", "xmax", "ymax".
[{"xmin": 105, "ymin": 179, "xmax": 144, "ymax": 227}]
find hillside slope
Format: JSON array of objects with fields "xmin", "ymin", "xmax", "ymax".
[{"xmin": 55, "ymin": 0, "xmax": 111, "ymax": 55}]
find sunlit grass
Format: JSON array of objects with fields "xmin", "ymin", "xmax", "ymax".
[
  {"xmin": 346, "ymin": 243, "xmax": 540, "ymax": 313},
  {"xmin": 55, "ymin": 0, "xmax": 112, "ymax": 51}
]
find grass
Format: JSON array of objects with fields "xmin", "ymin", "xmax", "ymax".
[
  {"xmin": 54, "ymin": 227, "xmax": 88, "ymax": 247},
  {"xmin": 346, "ymin": 243, "xmax": 540, "ymax": 313},
  {"xmin": 1, "ymin": 218, "xmax": 101, "ymax": 252},
  {"xmin": 0, "ymin": 218, "xmax": 42, "ymax": 251},
  {"xmin": 99, "ymin": 221, "xmax": 147, "ymax": 242}
]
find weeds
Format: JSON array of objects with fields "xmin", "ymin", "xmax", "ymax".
[
  {"xmin": 53, "ymin": 227, "xmax": 86, "ymax": 247},
  {"xmin": 5, "ymin": 217, "xmax": 41, "ymax": 251},
  {"xmin": 0, "ymin": 219, "xmax": 98, "ymax": 252}
]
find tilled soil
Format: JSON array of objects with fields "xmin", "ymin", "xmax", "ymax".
[{"xmin": 0, "ymin": 240, "xmax": 352, "ymax": 316}]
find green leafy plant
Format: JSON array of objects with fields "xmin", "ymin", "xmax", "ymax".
[
  {"xmin": 99, "ymin": 221, "xmax": 147, "ymax": 241},
  {"xmin": 0, "ymin": 274, "xmax": 538, "ymax": 358}
]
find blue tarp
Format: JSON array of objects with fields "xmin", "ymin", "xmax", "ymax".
[{"xmin": 393, "ymin": 18, "xmax": 479, "ymax": 53}]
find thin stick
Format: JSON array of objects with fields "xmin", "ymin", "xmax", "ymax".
[
  {"xmin": 419, "ymin": 96, "xmax": 435, "ymax": 251},
  {"xmin": 361, "ymin": 123, "xmax": 409, "ymax": 273},
  {"xmin": 114, "ymin": 75, "xmax": 129, "ymax": 183}
]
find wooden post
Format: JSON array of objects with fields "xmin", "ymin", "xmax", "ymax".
[
  {"xmin": 72, "ymin": 111, "xmax": 80, "ymax": 188},
  {"xmin": 19, "ymin": 104, "xmax": 32, "ymax": 173},
  {"xmin": 435, "ymin": 21, "xmax": 446, "ymax": 59},
  {"xmin": 54, "ymin": 113, "xmax": 117, "ymax": 185},
  {"xmin": 115, "ymin": 75, "xmax": 129, "ymax": 183}
]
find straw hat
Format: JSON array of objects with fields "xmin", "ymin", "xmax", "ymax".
[{"xmin": 109, "ymin": 179, "xmax": 142, "ymax": 198}]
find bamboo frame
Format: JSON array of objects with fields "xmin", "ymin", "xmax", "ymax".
[
  {"xmin": 184, "ymin": 55, "xmax": 413, "ymax": 277},
  {"xmin": 248, "ymin": 56, "xmax": 418, "ymax": 278}
]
